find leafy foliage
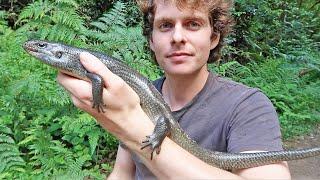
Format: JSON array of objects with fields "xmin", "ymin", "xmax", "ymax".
[
  {"xmin": 90, "ymin": 1, "xmax": 127, "ymax": 32},
  {"xmin": 88, "ymin": 1, "xmax": 161, "ymax": 80},
  {"xmin": 0, "ymin": 125, "xmax": 25, "ymax": 178},
  {"xmin": 0, "ymin": 10, "xmax": 12, "ymax": 35},
  {"xmin": 226, "ymin": 0, "xmax": 320, "ymax": 63},
  {"xmin": 16, "ymin": 0, "xmax": 86, "ymax": 43},
  {"xmin": 0, "ymin": 9, "xmax": 116, "ymax": 178}
]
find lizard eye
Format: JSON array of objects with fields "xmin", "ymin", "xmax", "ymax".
[
  {"xmin": 55, "ymin": 51, "xmax": 63, "ymax": 58},
  {"xmin": 37, "ymin": 43, "xmax": 47, "ymax": 48}
]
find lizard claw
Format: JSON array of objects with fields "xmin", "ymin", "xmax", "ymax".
[
  {"xmin": 92, "ymin": 101, "xmax": 106, "ymax": 113},
  {"xmin": 140, "ymin": 116, "xmax": 170, "ymax": 160},
  {"xmin": 141, "ymin": 133, "xmax": 162, "ymax": 160}
]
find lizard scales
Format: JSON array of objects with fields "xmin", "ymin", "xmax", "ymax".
[{"xmin": 23, "ymin": 40, "xmax": 320, "ymax": 170}]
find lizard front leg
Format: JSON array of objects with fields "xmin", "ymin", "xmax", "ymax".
[{"xmin": 86, "ymin": 72, "xmax": 106, "ymax": 113}]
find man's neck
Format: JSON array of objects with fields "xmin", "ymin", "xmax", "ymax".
[{"xmin": 162, "ymin": 67, "xmax": 209, "ymax": 111}]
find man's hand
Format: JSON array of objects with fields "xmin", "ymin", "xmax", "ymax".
[{"xmin": 57, "ymin": 52, "xmax": 154, "ymax": 147}]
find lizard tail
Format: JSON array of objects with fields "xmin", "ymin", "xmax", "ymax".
[{"xmin": 210, "ymin": 147, "xmax": 320, "ymax": 170}]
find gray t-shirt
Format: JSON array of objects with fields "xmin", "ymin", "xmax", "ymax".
[{"xmin": 130, "ymin": 72, "xmax": 283, "ymax": 179}]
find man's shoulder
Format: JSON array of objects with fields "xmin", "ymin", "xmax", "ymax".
[
  {"xmin": 206, "ymin": 73, "xmax": 276, "ymax": 115},
  {"xmin": 210, "ymin": 74, "xmax": 260, "ymax": 99}
]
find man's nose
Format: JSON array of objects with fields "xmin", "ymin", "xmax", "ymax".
[{"xmin": 171, "ymin": 24, "xmax": 186, "ymax": 44}]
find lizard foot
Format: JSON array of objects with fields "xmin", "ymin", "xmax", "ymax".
[
  {"xmin": 141, "ymin": 116, "xmax": 170, "ymax": 160},
  {"xmin": 92, "ymin": 101, "xmax": 106, "ymax": 113}
]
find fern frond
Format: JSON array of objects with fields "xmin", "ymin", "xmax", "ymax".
[
  {"xmin": 17, "ymin": 0, "xmax": 51, "ymax": 23},
  {"xmin": 0, "ymin": 151, "xmax": 21, "ymax": 161},
  {"xmin": 90, "ymin": 1, "xmax": 127, "ymax": 32},
  {"xmin": 0, "ymin": 10, "xmax": 6, "ymax": 18},
  {"xmin": 52, "ymin": 10, "xmax": 84, "ymax": 30},
  {"xmin": 0, "ymin": 134, "xmax": 15, "ymax": 144},
  {"xmin": 90, "ymin": 22, "xmax": 109, "ymax": 32},
  {"xmin": 69, "ymin": 157, "xmax": 87, "ymax": 173},
  {"xmin": 0, "ymin": 144, "xmax": 17, "ymax": 152},
  {"xmin": 0, "ymin": 172, "xmax": 10, "ymax": 179},
  {"xmin": 0, "ymin": 156, "xmax": 25, "ymax": 173},
  {"xmin": 55, "ymin": 0, "xmax": 78, "ymax": 8},
  {"xmin": 88, "ymin": 131, "xmax": 100, "ymax": 156},
  {"xmin": 0, "ymin": 125, "xmax": 13, "ymax": 135},
  {"xmin": 3, "ymin": 161, "xmax": 25, "ymax": 172}
]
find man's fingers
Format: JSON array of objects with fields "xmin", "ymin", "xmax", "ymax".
[
  {"xmin": 57, "ymin": 72, "xmax": 90, "ymax": 99},
  {"xmin": 80, "ymin": 52, "xmax": 120, "ymax": 87},
  {"xmin": 57, "ymin": 72, "xmax": 110, "ymax": 104}
]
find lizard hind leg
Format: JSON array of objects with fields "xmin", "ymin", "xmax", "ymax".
[{"xmin": 141, "ymin": 116, "xmax": 171, "ymax": 160}]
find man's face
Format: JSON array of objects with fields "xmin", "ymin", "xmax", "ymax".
[{"xmin": 150, "ymin": 0, "xmax": 219, "ymax": 76}]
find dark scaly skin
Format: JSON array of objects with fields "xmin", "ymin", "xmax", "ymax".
[{"xmin": 23, "ymin": 40, "xmax": 320, "ymax": 170}]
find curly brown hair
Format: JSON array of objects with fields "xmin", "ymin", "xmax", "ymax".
[{"xmin": 137, "ymin": 0, "xmax": 234, "ymax": 63}]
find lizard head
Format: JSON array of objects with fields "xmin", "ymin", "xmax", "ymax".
[{"xmin": 23, "ymin": 40, "xmax": 87, "ymax": 78}]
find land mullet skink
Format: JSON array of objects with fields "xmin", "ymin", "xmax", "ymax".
[{"xmin": 23, "ymin": 40, "xmax": 320, "ymax": 170}]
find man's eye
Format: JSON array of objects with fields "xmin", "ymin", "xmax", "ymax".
[
  {"xmin": 159, "ymin": 22, "xmax": 173, "ymax": 31},
  {"xmin": 186, "ymin": 21, "xmax": 201, "ymax": 30}
]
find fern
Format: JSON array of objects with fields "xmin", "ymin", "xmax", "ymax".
[
  {"xmin": 52, "ymin": 10, "xmax": 84, "ymax": 30},
  {"xmin": 88, "ymin": 131, "xmax": 101, "ymax": 156},
  {"xmin": 0, "ymin": 134, "xmax": 15, "ymax": 144},
  {"xmin": 16, "ymin": 0, "xmax": 87, "ymax": 43},
  {"xmin": 0, "ymin": 11, "xmax": 12, "ymax": 36},
  {"xmin": 17, "ymin": 0, "xmax": 52, "ymax": 23},
  {"xmin": 0, "ymin": 125, "xmax": 12, "ymax": 135},
  {"xmin": 88, "ymin": 25, "xmax": 161, "ymax": 80},
  {"xmin": 87, "ymin": 1, "xmax": 161, "ymax": 79},
  {"xmin": 90, "ymin": 1, "xmax": 127, "ymax": 32},
  {"xmin": 0, "ymin": 125, "xmax": 25, "ymax": 174},
  {"xmin": 0, "ymin": 10, "xmax": 7, "ymax": 25},
  {"xmin": 55, "ymin": 0, "xmax": 78, "ymax": 8}
]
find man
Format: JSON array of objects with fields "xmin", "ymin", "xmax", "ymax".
[{"xmin": 58, "ymin": 0, "xmax": 291, "ymax": 179}]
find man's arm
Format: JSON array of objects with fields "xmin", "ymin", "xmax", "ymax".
[
  {"xmin": 234, "ymin": 162, "xmax": 291, "ymax": 179},
  {"xmin": 233, "ymin": 151, "xmax": 291, "ymax": 179},
  {"xmin": 127, "ymin": 137, "xmax": 291, "ymax": 179},
  {"xmin": 108, "ymin": 146, "xmax": 135, "ymax": 180},
  {"xmin": 226, "ymin": 89, "xmax": 291, "ymax": 179}
]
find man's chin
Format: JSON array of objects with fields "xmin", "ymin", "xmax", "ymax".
[
  {"xmin": 164, "ymin": 68, "xmax": 195, "ymax": 77},
  {"xmin": 163, "ymin": 65, "xmax": 208, "ymax": 77}
]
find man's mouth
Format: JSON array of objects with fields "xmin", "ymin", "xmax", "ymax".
[{"xmin": 167, "ymin": 51, "xmax": 192, "ymax": 58}]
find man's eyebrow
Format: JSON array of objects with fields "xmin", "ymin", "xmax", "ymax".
[
  {"xmin": 184, "ymin": 16, "xmax": 207, "ymax": 23},
  {"xmin": 154, "ymin": 15, "xmax": 207, "ymax": 22},
  {"xmin": 154, "ymin": 17, "xmax": 174, "ymax": 23}
]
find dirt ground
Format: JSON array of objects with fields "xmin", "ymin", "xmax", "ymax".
[{"xmin": 284, "ymin": 125, "xmax": 320, "ymax": 180}]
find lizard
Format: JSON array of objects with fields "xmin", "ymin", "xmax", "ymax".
[{"xmin": 23, "ymin": 39, "xmax": 320, "ymax": 170}]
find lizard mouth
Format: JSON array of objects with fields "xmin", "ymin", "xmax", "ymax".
[{"xmin": 23, "ymin": 43, "xmax": 38, "ymax": 53}]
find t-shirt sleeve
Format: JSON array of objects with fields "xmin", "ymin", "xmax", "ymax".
[{"xmin": 227, "ymin": 89, "xmax": 283, "ymax": 153}]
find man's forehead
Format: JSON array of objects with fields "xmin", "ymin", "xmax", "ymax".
[
  {"xmin": 153, "ymin": 0, "xmax": 209, "ymax": 11},
  {"xmin": 153, "ymin": 0, "xmax": 209, "ymax": 20}
]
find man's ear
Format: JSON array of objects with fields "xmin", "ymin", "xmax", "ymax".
[
  {"xmin": 149, "ymin": 38, "xmax": 155, "ymax": 52},
  {"xmin": 210, "ymin": 33, "xmax": 220, "ymax": 50}
]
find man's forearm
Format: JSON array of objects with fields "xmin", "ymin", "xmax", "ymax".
[
  {"xmin": 108, "ymin": 147, "xmax": 136, "ymax": 180},
  {"xmin": 108, "ymin": 170, "xmax": 135, "ymax": 180},
  {"xmin": 128, "ymin": 136, "xmax": 243, "ymax": 179}
]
